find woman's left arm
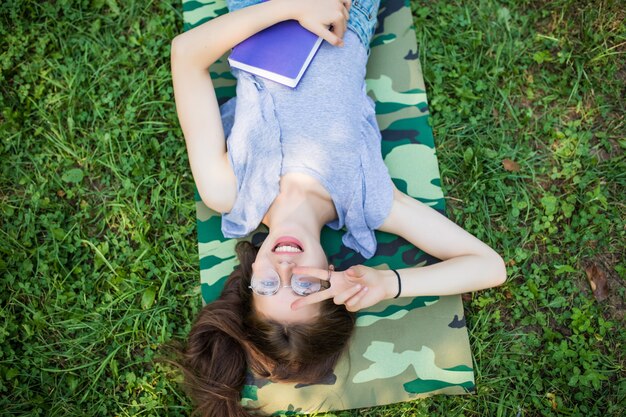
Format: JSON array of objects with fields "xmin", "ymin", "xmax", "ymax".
[
  {"xmin": 375, "ymin": 187, "xmax": 507, "ymax": 296},
  {"xmin": 290, "ymin": 187, "xmax": 506, "ymax": 312}
]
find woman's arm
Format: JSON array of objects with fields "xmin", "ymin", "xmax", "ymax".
[
  {"xmin": 291, "ymin": 187, "xmax": 506, "ymax": 312},
  {"xmin": 171, "ymin": 0, "xmax": 351, "ymax": 213},
  {"xmin": 373, "ymin": 187, "xmax": 507, "ymax": 294}
]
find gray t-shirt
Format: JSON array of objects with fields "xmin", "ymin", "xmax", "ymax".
[{"xmin": 220, "ymin": 30, "xmax": 393, "ymax": 258}]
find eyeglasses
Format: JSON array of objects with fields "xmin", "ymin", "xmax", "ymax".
[{"xmin": 249, "ymin": 272, "xmax": 329, "ymax": 296}]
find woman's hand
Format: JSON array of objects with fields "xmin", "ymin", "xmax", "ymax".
[
  {"xmin": 290, "ymin": 265, "xmax": 398, "ymax": 312},
  {"xmin": 291, "ymin": 0, "xmax": 351, "ymax": 46}
]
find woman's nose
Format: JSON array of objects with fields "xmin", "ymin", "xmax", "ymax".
[{"xmin": 276, "ymin": 261, "xmax": 295, "ymax": 280}]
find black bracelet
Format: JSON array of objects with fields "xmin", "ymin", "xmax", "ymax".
[{"xmin": 391, "ymin": 269, "xmax": 401, "ymax": 299}]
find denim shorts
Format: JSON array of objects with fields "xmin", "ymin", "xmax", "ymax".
[{"xmin": 226, "ymin": 0, "xmax": 380, "ymax": 50}]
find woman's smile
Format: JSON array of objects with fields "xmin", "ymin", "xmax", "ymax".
[{"xmin": 272, "ymin": 236, "xmax": 304, "ymax": 254}]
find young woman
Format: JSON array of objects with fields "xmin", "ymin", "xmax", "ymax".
[{"xmin": 171, "ymin": 0, "xmax": 506, "ymax": 415}]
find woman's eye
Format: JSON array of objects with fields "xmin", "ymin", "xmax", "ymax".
[
  {"xmin": 293, "ymin": 276, "xmax": 321, "ymax": 291},
  {"xmin": 260, "ymin": 280, "xmax": 277, "ymax": 287}
]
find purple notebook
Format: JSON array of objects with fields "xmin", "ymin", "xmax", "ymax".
[{"xmin": 228, "ymin": 20, "xmax": 323, "ymax": 88}]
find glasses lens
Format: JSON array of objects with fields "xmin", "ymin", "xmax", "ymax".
[
  {"xmin": 291, "ymin": 275, "xmax": 322, "ymax": 296},
  {"xmin": 251, "ymin": 274, "xmax": 279, "ymax": 296}
]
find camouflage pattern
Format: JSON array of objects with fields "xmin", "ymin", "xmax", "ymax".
[{"xmin": 183, "ymin": 0, "xmax": 475, "ymax": 413}]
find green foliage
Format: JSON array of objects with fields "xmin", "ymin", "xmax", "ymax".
[
  {"xmin": 403, "ymin": 0, "xmax": 625, "ymax": 416},
  {"xmin": 1, "ymin": 0, "xmax": 195, "ymax": 415},
  {"xmin": 1, "ymin": 0, "xmax": 624, "ymax": 416}
]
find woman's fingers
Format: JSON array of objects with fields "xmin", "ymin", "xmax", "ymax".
[
  {"xmin": 332, "ymin": 284, "xmax": 363, "ymax": 305},
  {"xmin": 290, "ymin": 288, "xmax": 333, "ymax": 310},
  {"xmin": 291, "ymin": 264, "xmax": 373, "ymax": 310},
  {"xmin": 316, "ymin": 23, "xmax": 343, "ymax": 46},
  {"xmin": 292, "ymin": 266, "xmax": 332, "ymax": 281},
  {"xmin": 345, "ymin": 266, "xmax": 367, "ymax": 280},
  {"xmin": 295, "ymin": 0, "xmax": 349, "ymax": 47},
  {"xmin": 292, "ymin": 266, "xmax": 366, "ymax": 283},
  {"xmin": 342, "ymin": 3, "xmax": 350, "ymax": 20},
  {"xmin": 345, "ymin": 286, "xmax": 369, "ymax": 311},
  {"xmin": 331, "ymin": 8, "xmax": 347, "ymax": 38}
]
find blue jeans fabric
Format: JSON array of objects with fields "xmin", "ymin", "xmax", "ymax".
[{"xmin": 226, "ymin": 0, "xmax": 381, "ymax": 49}]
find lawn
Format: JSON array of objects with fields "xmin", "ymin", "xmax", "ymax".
[{"xmin": 1, "ymin": 0, "xmax": 624, "ymax": 416}]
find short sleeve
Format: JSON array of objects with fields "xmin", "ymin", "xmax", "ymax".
[
  {"xmin": 221, "ymin": 72, "xmax": 283, "ymax": 237},
  {"xmin": 360, "ymin": 95, "xmax": 394, "ymax": 230},
  {"xmin": 332, "ymin": 96, "xmax": 393, "ymax": 259}
]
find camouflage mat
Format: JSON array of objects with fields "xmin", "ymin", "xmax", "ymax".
[{"xmin": 184, "ymin": 0, "xmax": 475, "ymax": 413}]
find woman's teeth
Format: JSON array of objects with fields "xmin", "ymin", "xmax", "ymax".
[{"xmin": 274, "ymin": 245, "xmax": 302, "ymax": 253}]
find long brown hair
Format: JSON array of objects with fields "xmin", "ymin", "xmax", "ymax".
[{"xmin": 173, "ymin": 241, "xmax": 355, "ymax": 417}]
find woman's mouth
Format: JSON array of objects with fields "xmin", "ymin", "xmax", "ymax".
[{"xmin": 272, "ymin": 236, "xmax": 304, "ymax": 253}]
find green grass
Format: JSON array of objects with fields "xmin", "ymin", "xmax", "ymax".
[{"xmin": 1, "ymin": 0, "xmax": 624, "ymax": 416}]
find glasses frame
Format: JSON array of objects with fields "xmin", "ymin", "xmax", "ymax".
[{"xmin": 249, "ymin": 273, "xmax": 330, "ymax": 297}]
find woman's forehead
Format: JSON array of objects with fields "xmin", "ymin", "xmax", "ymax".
[{"xmin": 252, "ymin": 291, "xmax": 320, "ymax": 323}]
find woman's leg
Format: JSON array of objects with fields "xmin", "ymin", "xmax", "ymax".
[
  {"xmin": 226, "ymin": 0, "xmax": 264, "ymax": 13},
  {"xmin": 347, "ymin": 0, "xmax": 381, "ymax": 49}
]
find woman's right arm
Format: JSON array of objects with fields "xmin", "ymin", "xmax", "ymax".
[{"xmin": 171, "ymin": 0, "xmax": 351, "ymax": 213}]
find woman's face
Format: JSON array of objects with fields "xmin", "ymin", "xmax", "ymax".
[{"xmin": 251, "ymin": 233, "xmax": 328, "ymax": 323}]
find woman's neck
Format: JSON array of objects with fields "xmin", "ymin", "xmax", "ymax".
[{"xmin": 262, "ymin": 173, "xmax": 337, "ymax": 234}]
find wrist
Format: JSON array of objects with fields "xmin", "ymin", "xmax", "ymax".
[
  {"xmin": 273, "ymin": 0, "xmax": 301, "ymax": 21},
  {"xmin": 392, "ymin": 269, "xmax": 402, "ymax": 299},
  {"xmin": 384, "ymin": 269, "xmax": 402, "ymax": 300}
]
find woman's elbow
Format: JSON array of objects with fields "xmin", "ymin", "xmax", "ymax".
[
  {"xmin": 170, "ymin": 34, "xmax": 187, "ymax": 62},
  {"xmin": 171, "ymin": 33, "xmax": 202, "ymax": 66},
  {"xmin": 171, "ymin": 32, "xmax": 219, "ymax": 69}
]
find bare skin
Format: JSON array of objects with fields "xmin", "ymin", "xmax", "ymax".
[
  {"xmin": 171, "ymin": 0, "xmax": 507, "ymax": 321},
  {"xmin": 251, "ymin": 173, "xmax": 336, "ymax": 323}
]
